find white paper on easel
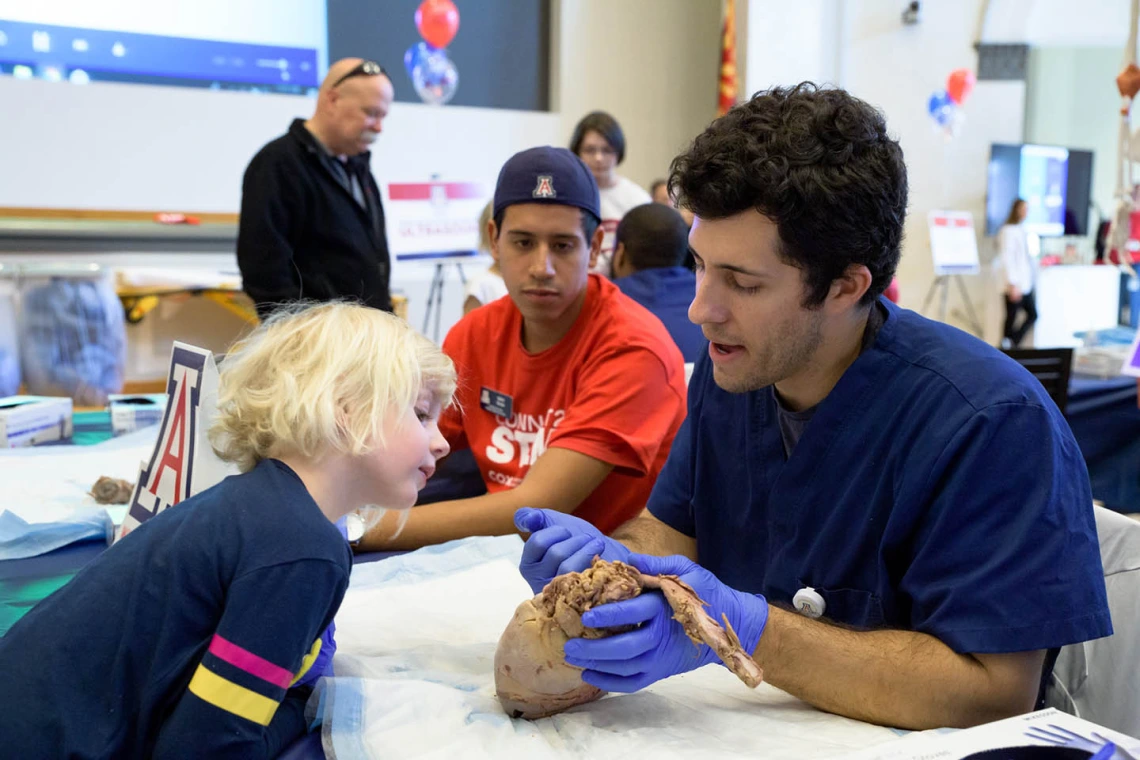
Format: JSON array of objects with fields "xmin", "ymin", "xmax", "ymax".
[
  {"xmin": 384, "ymin": 180, "xmax": 488, "ymax": 260},
  {"xmin": 929, "ymin": 210, "xmax": 981, "ymax": 276},
  {"xmin": 115, "ymin": 342, "xmax": 237, "ymax": 542}
]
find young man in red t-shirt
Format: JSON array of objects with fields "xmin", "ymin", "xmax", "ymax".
[{"xmin": 360, "ymin": 146, "xmax": 687, "ymax": 550}]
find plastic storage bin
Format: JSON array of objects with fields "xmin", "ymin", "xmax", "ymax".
[{"xmin": 17, "ymin": 271, "xmax": 126, "ymax": 406}]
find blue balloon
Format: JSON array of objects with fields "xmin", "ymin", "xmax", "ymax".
[
  {"xmin": 927, "ymin": 89, "xmax": 954, "ymax": 126},
  {"xmin": 403, "ymin": 42, "xmax": 433, "ymax": 77},
  {"xmin": 412, "ymin": 47, "xmax": 458, "ymax": 105}
]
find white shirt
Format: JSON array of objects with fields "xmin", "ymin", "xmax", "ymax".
[
  {"xmin": 464, "ymin": 268, "xmax": 508, "ymax": 307},
  {"xmin": 998, "ymin": 223, "xmax": 1036, "ymax": 294},
  {"xmin": 594, "ymin": 175, "xmax": 652, "ymax": 276}
]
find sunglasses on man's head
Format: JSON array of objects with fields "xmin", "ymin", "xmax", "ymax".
[{"xmin": 331, "ymin": 60, "xmax": 387, "ymax": 88}]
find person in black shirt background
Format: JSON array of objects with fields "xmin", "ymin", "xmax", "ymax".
[{"xmin": 238, "ymin": 58, "xmax": 395, "ymax": 318}]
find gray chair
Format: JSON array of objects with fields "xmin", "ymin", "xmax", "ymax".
[{"xmin": 1044, "ymin": 507, "xmax": 1140, "ymax": 737}]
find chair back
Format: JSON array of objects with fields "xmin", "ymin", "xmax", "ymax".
[{"xmin": 1002, "ymin": 347, "xmax": 1074, "ymax": 414}]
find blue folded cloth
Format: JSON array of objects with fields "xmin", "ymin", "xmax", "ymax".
[{"xmin": 0, "ymin": 510, "xmax": 112, "ymax": 561}]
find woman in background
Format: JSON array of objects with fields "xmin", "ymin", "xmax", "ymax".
[
  {"xmin": 998, "ymin": 198, "xmax": 1038, "ymax": 348},
  {"xmin": 463, "ymin": 201, "xmax": 508, "ymax": 314},
  {"xmin": 570, "ymin": 111, "xmax": 651, "ymax": 275}
]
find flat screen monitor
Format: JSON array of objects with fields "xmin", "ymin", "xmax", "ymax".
[
  {"xmin": 0, "ymin": 1, "xmax": 327, "ymax": 95},
  {"xmin": 985, "ymin": 143, "xmax": 1094, "ymax": 237}
]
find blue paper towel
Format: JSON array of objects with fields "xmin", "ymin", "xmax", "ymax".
[{"xmin": 0, "ymin": 509, "xmax": 112, "ymax": 560}]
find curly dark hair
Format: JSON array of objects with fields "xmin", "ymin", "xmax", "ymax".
[
  {"xmin": 670, "ymin": 83, "xmax": 907, "ymax": 307},
  {"xmin": 570, "ymin": 111, "xmax": 627, "ymax": 165}
]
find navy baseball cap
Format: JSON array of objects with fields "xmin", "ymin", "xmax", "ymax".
[{"xmin": 492, "ymin": 146, "xmax": 601, "ymax": 222}]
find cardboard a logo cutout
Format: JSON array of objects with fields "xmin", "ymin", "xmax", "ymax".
[{"xmin": 115, "ymin": 342, "xmax": 235, "ymax": 542}]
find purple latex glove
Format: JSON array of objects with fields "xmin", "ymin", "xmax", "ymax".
[
  {"xmin": 515, "ymin": 507, "xmax": 631, "ymax": 594},
  {"xmin": 563, "ymin": 553, "xmax": 768, "ymax": 693},
  {"xmin": 295, "ymin": 516, "xmax": 350, "ymax": 687},
  {"xmin": 295, "ymin": 621, "xmax": 337, "ymax": 687}
]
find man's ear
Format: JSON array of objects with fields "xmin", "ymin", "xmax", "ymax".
[
  {"xmin": 488, "ymin": 219, "xmax": 501, "ymax": 264},
  {"xmin": 588, "ymin": 223, "xmax": 604, "ymax": 270},
  {"xmin": 612, "ymin": 242, "xmax": 626, "ymax": 276},
  {"xmin": 825, "ymin": 263, "xmax": 873, "ymax": 314}
]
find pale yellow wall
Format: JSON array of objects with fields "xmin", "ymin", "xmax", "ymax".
[{"xmin": 554, "ymin": 0, "xmax": 722, "ymax": 192}]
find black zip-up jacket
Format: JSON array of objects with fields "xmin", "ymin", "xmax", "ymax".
[{"xmin": 237, "ymin": 119, "xmax": 391, "ymax": 318}]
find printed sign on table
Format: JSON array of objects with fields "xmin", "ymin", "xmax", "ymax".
[{"xmin": 115, "ymin": 342, "xmax": 234, "ymax": 542}]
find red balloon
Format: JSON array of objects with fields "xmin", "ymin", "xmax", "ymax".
[
  {"xmin": 945, "ymin": 68, "xmax": 976, "ymax": 104},
  {"xmin": 883, "ymin": 277, "xmax": 900, "ymax": 304},
  {"xmin": 416, "ymin": 0, "xmax": 460, "ymax": 50}
]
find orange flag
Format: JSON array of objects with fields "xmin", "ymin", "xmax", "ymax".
[{"xmin": 718, "ymin": 0, "xmax": 738, "ymax": 115}]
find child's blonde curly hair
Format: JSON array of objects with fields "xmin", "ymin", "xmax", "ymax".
[{"xmin": 209, "ymin": 302, "xmax": 456, "ymax": 473}]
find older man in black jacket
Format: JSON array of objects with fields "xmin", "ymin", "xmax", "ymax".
[{"xmin": 238, "ymin": 58, "xmax": 394, "ymax": 319}]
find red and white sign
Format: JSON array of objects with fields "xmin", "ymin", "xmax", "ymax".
[{"xmin": 384, "ymin": 180, "xmax": 488, "ymax": 261}]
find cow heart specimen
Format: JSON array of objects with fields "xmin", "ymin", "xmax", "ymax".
[
  {"xmin": 494, "ymin": 558, "xmax": 764, "ymax": 719},
  {"xmin": 89, "ymin": 476, "xmax": 134, "ymax": 505}
]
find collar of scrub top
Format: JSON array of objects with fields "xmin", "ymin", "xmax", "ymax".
[{"xmin": 330, "ymin": 60, "xmax": 387, "ymax": 89}]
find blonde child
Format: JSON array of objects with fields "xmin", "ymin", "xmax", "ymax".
[
  {"xmin": 463, "ymin": 200, "xmax": 509, "ymax": 314},
  {"xmin": 0, "ymin": 303, "xmax": 454, "ymax": 758}
]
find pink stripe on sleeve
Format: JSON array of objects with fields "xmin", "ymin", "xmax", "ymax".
[{"xmin": 207, "ymin": 634, "xmax": 293, "ymax": 689}]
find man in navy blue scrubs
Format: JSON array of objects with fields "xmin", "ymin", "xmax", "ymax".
[{"xmin": 513, "ymin": 84, "xmax": 1112, "ymax": 730}]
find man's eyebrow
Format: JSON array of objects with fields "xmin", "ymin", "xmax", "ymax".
[
  {"xmin": 692, "ymin": 249, "xmax": 768, "ymax": 278},
  {"xmin": 505, "ymin": 230, "xmax": 579, "ymax": 240},
  {"xmin": 713, "ymin": 263, "xmax": 769, "ymax": 278}
]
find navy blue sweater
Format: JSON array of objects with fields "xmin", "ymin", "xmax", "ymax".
[{"xmin": 0, "ymin": 459, "xmax": 352, "ymax": 758}]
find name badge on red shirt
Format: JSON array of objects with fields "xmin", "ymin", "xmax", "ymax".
[{"xmin": 480, "ymin": 387, "xmax": 513, "ymax": 419}]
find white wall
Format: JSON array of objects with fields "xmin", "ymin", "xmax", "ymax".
[
  {"xmin": 742, "ymin": 0, "xmax": 843, "ymax": 96},
  {"xmin": 982, "ymin": 0, "xmax": 1130, "ymax": 46},
  {"xmin": 0, "ymin": 76, "xmax": 560, "ymax": 212}
]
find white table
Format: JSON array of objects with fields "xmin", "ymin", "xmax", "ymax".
[{"xmin": 316, "ymin": 536, "xmax": 904, "ymax": 759}]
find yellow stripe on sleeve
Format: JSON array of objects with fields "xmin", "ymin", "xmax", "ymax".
[
  {"xmin": 188, "ymin": 664, "xmax": 279, "ymax": 726},
  {"xmin": 289, "ymin": 637, "xmax": 323, "ymax": 687}
]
